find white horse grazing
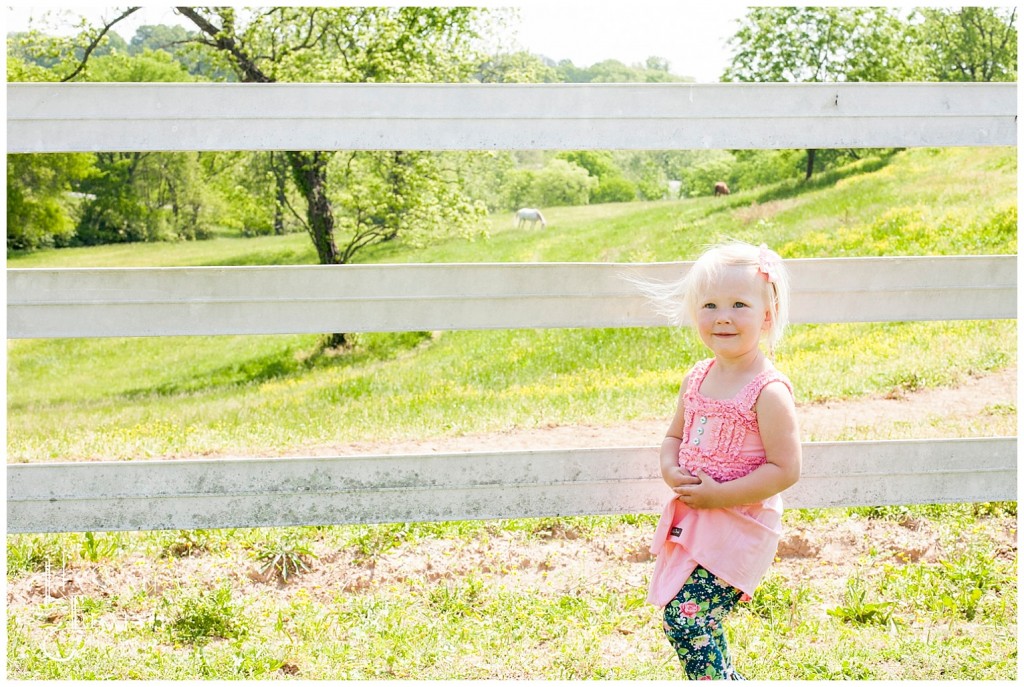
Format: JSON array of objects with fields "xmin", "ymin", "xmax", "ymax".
[{"xmin": 515, "ymin": 208, "xmax": 547, "ymax": 229}]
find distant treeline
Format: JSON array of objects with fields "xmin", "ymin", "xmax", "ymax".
[{"xmin": 6, "ymin": 6, "xmax": 1015, "ymax": 256}]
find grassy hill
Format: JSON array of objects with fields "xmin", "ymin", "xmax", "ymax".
[
  {"xmin": 6, "ymin": 147, "xmax": 1017, "ymax": 462},
  {"xmin": 5, "ymin": 147, "xmax": 1018, "ymax": 680}
]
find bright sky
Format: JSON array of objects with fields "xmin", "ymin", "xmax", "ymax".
[
  {"xmin": 5, "ymin": 3, "xmax": 750, "ymax": 83},
  {"xmin": 514, "ymin": 2, "xmax": 747, "ymax": 82}
]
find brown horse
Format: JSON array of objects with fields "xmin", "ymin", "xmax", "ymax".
[{"xmin": 714, "ymin": 181, "xmax": 730, "ymax": 197}]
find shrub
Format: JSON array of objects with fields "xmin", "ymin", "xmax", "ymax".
[
  {"xmin": 531, "ymin": 159, "xmax": 597, "ymax": 207},
  {"xmin": 591, "ymin": 176, "xmax": 637, "ymax": 203}
]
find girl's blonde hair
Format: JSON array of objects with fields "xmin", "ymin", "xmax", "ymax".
[{"xmin": 633, "ymin": 240, "xmax": 791, "ymax": 356}]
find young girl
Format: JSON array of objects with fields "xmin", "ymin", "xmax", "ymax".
[{"xmin": 637, "ymin": 241, "xmax": 801, "ymax": 680}]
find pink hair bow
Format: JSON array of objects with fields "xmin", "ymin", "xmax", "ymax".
[{"xmin": 757, "ymin": 244, "xmax": 780, "ymax": 283}]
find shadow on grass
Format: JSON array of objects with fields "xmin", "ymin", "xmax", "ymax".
[
  {"xmin": 754, "ymin": 151, "xmax": 900, "ymax": 204},
  {"xmin": 695, "ymin": 150, "xmax": 901, "ymax": 217},
  {"xmin": 121, "ymin": 331, "xmax": 434, "ymax": 400},
  {"xmin": 205, "ymin": 247, "xmax": 317, "ymax": 267}
]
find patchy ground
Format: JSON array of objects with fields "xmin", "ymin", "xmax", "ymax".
[
  {"xmin": 293, "ymin": 366, "xmax": 1018, "ymax": 456},
  {"xmin": 6, "ymin": 496, "xmax": 1017, "ymax": 637},
  {"xmin": 8, "ymin": 367, "xmax": 1017, "ymax": 619}
]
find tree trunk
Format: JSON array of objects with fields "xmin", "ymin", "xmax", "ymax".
[
  {"xmin": 286, "ymin": 151, "xmax": 340, "ymax": 264},
  {"xmin": 805, "ymin": 148, "xmax": 817, "ymax": 179},
  {"xmin": 286, "ymin": 150, "xmax": 347, "ymax": 347},
  {"xmin": 271, "ymin": 153, "xmax": 286, "ymax": 236}
]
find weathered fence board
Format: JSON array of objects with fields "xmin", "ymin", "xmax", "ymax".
[
  {"xmin": 6, "ymin": 81, "xmax": 1017, "ymax": 534},
  {"xmin": 7, "ymin": 82, "xmax": 1016, "ymax": 153},
  {"xmin": 7, "ymin": 255, "xmax": 1015, "ymax": 338},
  {"xmin": 7, "ymin": 438, "xmax": 1015, "ymax": 534}
]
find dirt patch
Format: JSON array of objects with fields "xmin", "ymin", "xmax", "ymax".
[
  {"xmin": 734, "ymin": 199, "xmax": 798, "ymax": 225},
  {"xmin": 275, "ymin": 366, "xmax": 1017, "ymax": 457},
  {"xmin": 6, "ymin": 368, "xmax": 1017, "ymax": 644},
  {"xmin": 8, "ymin": 509, "xmax": 1015, "ymax": 616},
  {"xmin": 797, "ymin": 366, "xmax": 1016, "ymax": 441}
]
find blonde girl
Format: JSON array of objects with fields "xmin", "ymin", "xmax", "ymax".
[{"xmin": 636, "ymin": 240, "xmax": 801, "ymax": 680}]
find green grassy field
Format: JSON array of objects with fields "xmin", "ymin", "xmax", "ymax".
[
  {"xmin": 6, "ymin": 146, "xmax": 1018, "ymax": 679},
  {"xmin": 6, "ymin": 147, "xmax": 1018, "ymax": 461},
  {"xmin": 5, "ymin": 505, "xmax": 1018, "ymax": 679}
]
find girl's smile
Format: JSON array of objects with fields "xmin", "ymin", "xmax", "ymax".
[{"xmin": 695, "ymin": 266, "xmax": 771, "ymax": 363}]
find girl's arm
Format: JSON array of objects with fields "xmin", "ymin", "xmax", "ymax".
[
  {"xmin": 673, "ymin": 381, "xmax": 801, "ymax": 509},
  {"xmin": 661, "ymin": 375, "xmax": 701, "ymax": 489}
]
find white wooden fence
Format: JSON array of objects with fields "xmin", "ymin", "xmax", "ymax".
[
  {"xmin": 6, "ymin": 82, "xmax": 1017, "ymax": 534},
  {"xmin": 8, "ymin": 82, "xmax": 1015, "ymax": 152}
]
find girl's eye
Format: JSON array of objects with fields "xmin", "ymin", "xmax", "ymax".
[
  {"xmin": 734, "ymin": 302, "xmax": 747, "ymax": 308},
  {"xmin": 703, "ymin": 303, "xmax": 717, "ymax": 310}
]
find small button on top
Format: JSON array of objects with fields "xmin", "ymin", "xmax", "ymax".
[{"xmin": 699, "ymin": 416, "xmax": 708, "ymax": 424}]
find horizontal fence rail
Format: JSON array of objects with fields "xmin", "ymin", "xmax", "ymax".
[
  {"xmin": 6, "ymin": 81, "xmax": 1018, "ymax": 533},
  {"xmin": 7, "ymin": 438, "xmax": 1016, "ymax": 534},
  {"xmin": 7, "ymin": 82, "xmax": 1017, "ymax": 153},
  {"xmin": 7, "ymin": 255, "xmax": 1016, "ymax": 338}
]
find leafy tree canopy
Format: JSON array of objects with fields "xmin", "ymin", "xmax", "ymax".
[
  {"xmin": 913, "ymin": 7, "xmax": 1017, "ymax": 82},
  {"xmin": 723, "ymin": 7, "xmax": 921, "ymax": 83},
  {"xmin": 723, "ymin": 6, "xmax": 1016, "ymax": 83}
]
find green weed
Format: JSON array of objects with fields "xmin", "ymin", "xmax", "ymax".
[
  {"xmin": 80, "ymin": 531, "xmax": 121, "ymax": 563},
  {"xmin": 346, "ymin": 522, "xmax": 421, "ymax": 562},
  {"xmin": 744, "ymin": 573, "xmax": 815, "ymax": 632},
  {"xmin": 7, "ymin": 534, "xmax": 75, "ymax": 576},
  {"xmin": 159, "ymin": 529, "xmax": 215, "ymax": 558},
  {"xmin": 251, "ymin": 535, "xmax": 316, "ymax": 584},
  {"xmin": 827, "ymin": 575, "xmax": 896, "ymax": 627},
  {"xmin": 160, "ymin": 584, "xmax": 247, "ymax": 645},
  {"xmin": 933, "ymin": 549, "xmax": 1006, "ymax": 621},
  {"xmin": 428, "ymin": 575, "xmax": 485, "ymax": 617},
  {"xmin": 6, "ymin": 510, "xmax": 1018, "ymax": 679}
]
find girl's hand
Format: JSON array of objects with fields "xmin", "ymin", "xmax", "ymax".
[
  {"xmin": 673, "ymin": 469, "xmax": 722, "ymax": 509},
  {"xmin": 662, "ymin": 465, "xmax": 700, "ymax": 489}
]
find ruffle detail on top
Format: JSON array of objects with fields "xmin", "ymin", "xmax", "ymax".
[{"xmin": 678, "ymin": 359, "xmax": 792, "ymax": 483}]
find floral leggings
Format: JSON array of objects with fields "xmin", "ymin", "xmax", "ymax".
[{"xmin": 662, "ymin": 566, "xmax": 745, "ymax": 680}]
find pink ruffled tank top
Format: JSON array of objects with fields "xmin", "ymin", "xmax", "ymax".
[{"xmin": 646, "ymin": 358, "xmax": 793, "ymax": 607}]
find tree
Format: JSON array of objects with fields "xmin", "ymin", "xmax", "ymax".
[
  {"xmin": 722, "ymin": 7, "xmax": 916, "ymax": 179},
  {"xmin": 128, "ymin": 23, "xmax": 235, "ymax": 80},
  {"xmin": 555, "ymin": 57, "xmax": 691, "ymax": 83},
  {"xmin": 530, "ymin": 159, "xmax": 597, "ymax": 207},
  {"xmin": 557, "ymin": 151, "xmax": 618, "ymax": 180},
  {"xmin": 503, "ymin": 159, "xmax": 596, "ymax": 209},
  {"xmin": 7, "ymin": 151, "xmax": 94, "ymax": 251},
  {"xmin": 7, "ymin": 51, "xmax": 98, "ymax": 252},
  {"xmin": 723, "ymin": 7, "xmax": 1017, "ymax": 181},
  {"xmin": 75, "ymin": 148, "xmax": 217, "ymax": 244},
  {"xmin": 153, "ymin": 6, "xmax": 491, "ymax": 347},
  {"xmin": 72, "ymin": 49, "xmax": 218, "ymax": 244},
  {"xmin": 913, "ymin": 7, "xmax": 1017, "ymax": 82},
  {"xmin": 556, "ymin": 151, "xmax": 637, "ymax": 204},
  {"xmin": 723, "ymin": 7, "xmax": 917, "ymax": 83},
  {"xmin": 6, "ymin": 6, "xmax": 137, "ymax": 77},
  {"xmin": 88, "ymin": 47, "xmax": 195, "ymax": 82},
  {"xmin": 590, "ymin": 177, "xmax": 637, "ymax": 204},
  {"xmin": 614, "ymin": 151, "xmax": 670, "ymax": 200},
  {"xmin": 477, "ymin": 50, "xmax": 558, "ymax": 83}
]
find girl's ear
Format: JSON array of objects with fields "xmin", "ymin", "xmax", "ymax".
[{"xmin": 761, "ymin": 309, "xmax": 772, "ymax": 332}]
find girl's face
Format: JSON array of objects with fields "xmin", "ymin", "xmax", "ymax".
[{"xmin": 695, "ymin": 266, "xmax": 772, "ymax": 362}]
